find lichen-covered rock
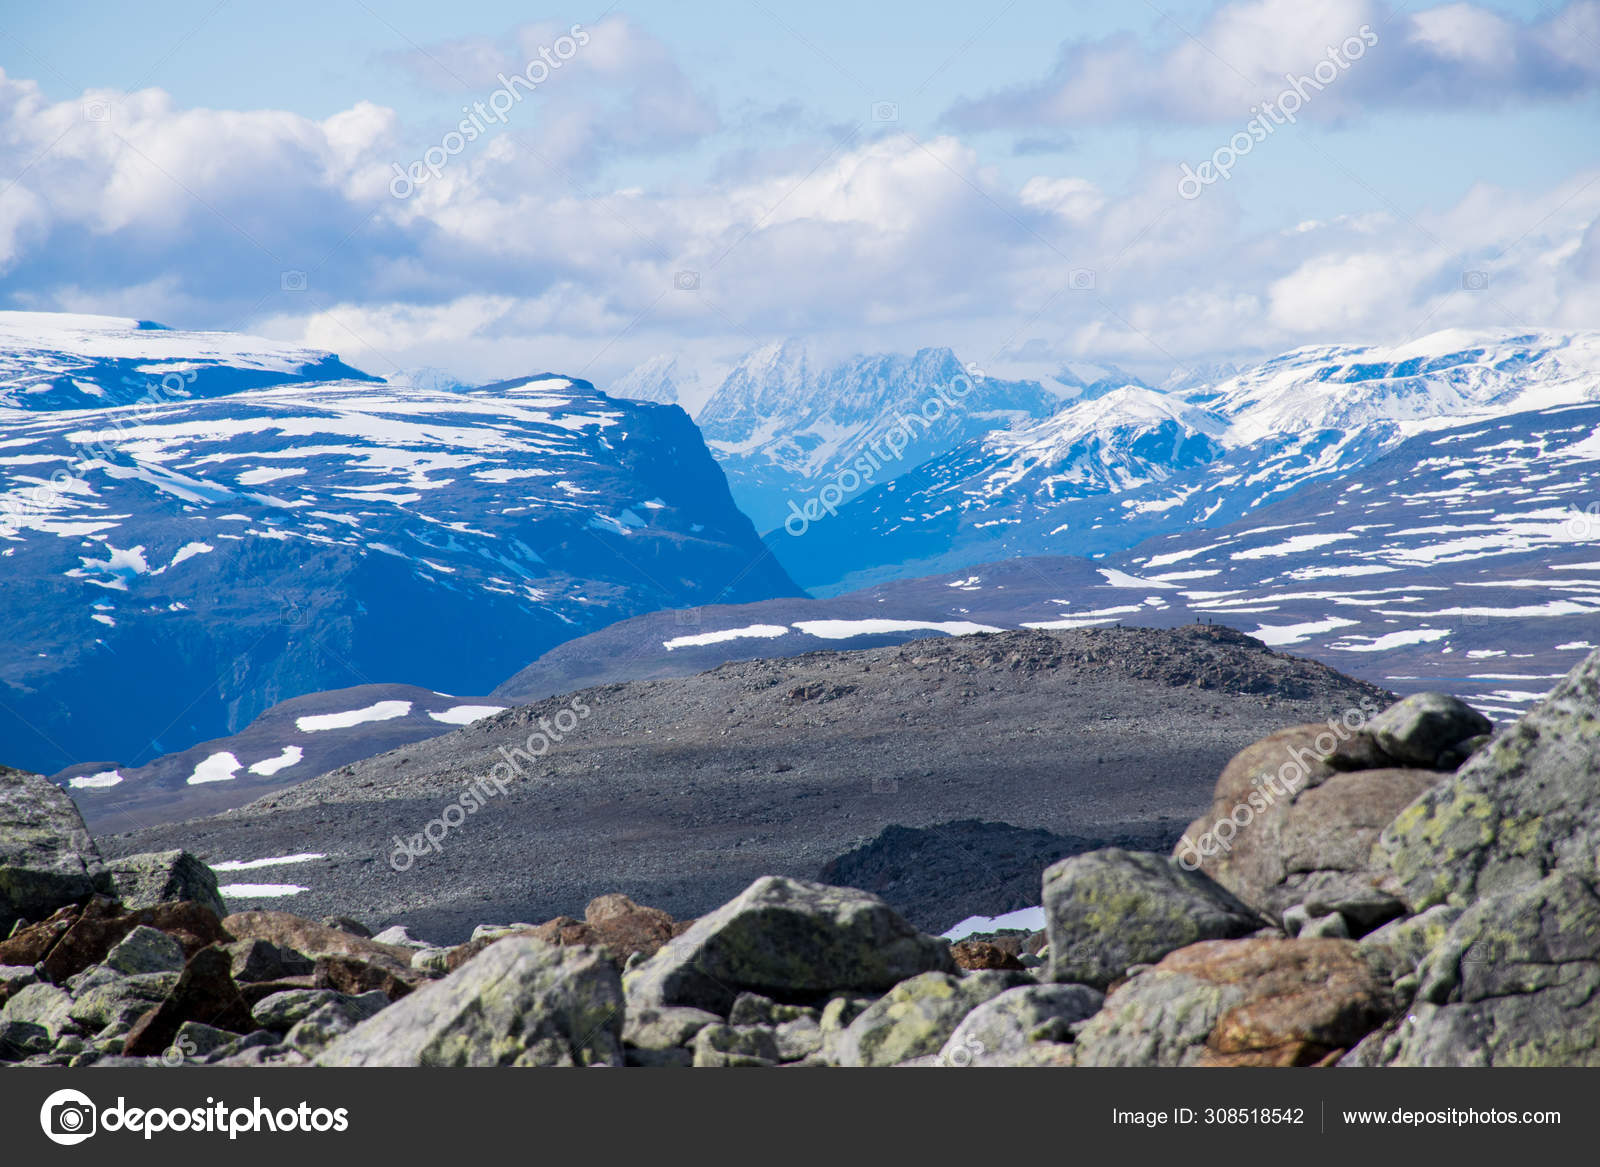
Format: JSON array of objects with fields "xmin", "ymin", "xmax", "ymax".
[
  {"xmin": 282, "ymin": 990, "xmax": 389, "ymax": 1054},
  {"xmin": 1356, "ymin": 873, "xmax": 1600, "ymax": 1066},
  {"xmin": 691, "ymin": 1023, "xmax": 780, "ymax": 1067},
  {"xmin": 937, "ymin": 983, "xmax": 1103, "ymax": 1066},
  {"xmin": 105, "ymin": 851, "xmax": 227, "ymax": 918},
  {"xmin": 103, "ymin": 925, "xmax": 186, "ymax": 975},
  {"xmin": 623, "ymin": 1004, "xmax": 720, "ymax": 1052},
  {"xmin": 1175, "ymin": 721, "xmax": 1443, "ymax": 927},
  {"xmin": 623, "ymin": 876, "xmax": 955, "ymax": 1013},
  {"xmin": 728, "ymin": 992, "xmax": 818, "ymax": 1026},
  {"xmin": 1043, "ymin": 849, "xmax": 1259, "ymax": 988},
  {"xmin": 122, "ymin": 946, "xmax": 256, "ymax": 1057},
  {"xmin": 1358, "ymin": 904, "xmax": 1462, "ymax": 982},
  {"xmin": 0, "ymin": 982, "xmax": 76, "ymax": 1043},
  {"xmin": 315, "ymin": 937, "xmax": 623, "ymax": 1067},
  {"xmin": 1380, "ymin": 649, "xmax": 1600, "ymax": 910},
  {"xmin": 67, "ymin": 970, "xmax": 178, "ymax": 1031},
  {"xmin": 829, "ymin": 970, "xmax": 1025, "ymax": 1067},
  {"xmin": 252, "ymin": 989, "xmax": 343, "ymax": 1031},
  {"xmin": 1365, "ymin": 693, "xmax": 1492, "ymax": 769},
  {"xmin": 0, "ymin": 764, "xmax": 108, "ymax": 935},
  {"xmin": 1072, "ymin": 938, "xmax": 1397, "ymax": 1067}
]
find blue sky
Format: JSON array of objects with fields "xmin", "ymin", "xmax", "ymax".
[{"xmin": 2, "ymin": 0, "xmax": 1598, "ymax": 393}]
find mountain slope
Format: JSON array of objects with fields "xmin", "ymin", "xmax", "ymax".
[
  {"xmin": 785, "ymin": 329, "xmax": 1600, "ymax": 592},
  {"xmin": 695, "ymin": 342, "xmax": 1063, "ymax": 531},
  {"xmin": 0, "ymin": 311, "xmax": 377, "ymax": 410},
  {"xmin": 0, "ymin": 351, "xmax": 797, "ymax": 775}
]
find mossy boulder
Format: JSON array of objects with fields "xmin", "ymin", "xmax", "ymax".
[
  {"xmin": 829, "ymin": 969, "xmax": 1025, "ymax": 1067},
  {"xmin": 0, "ymin": 764, "xmax": 108, "ymax": 935}
]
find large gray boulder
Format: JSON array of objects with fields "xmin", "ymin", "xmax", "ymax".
[
  {"xmin": 105, "ymin": 851, "xmax": 226, "ymax": 918},
  {"xmin": 1348, "ymin": 873, "xmax": 1600, "ymax": 1066},
  {"xmin": 622, "ymin": 876, "xmax": 955, "ymax": 1013},
  {"xmin": 0, "ymin": 765, "xmax": 107, "ymax": 935},
  {"xmin": 315, "ymin": 937, "xmax": 623, "ymax": 1066},
  {"xmin": 937, "ymin": 983, "xmax": 1103, "ymax": 1066},
  {"xmin": 1043, "ymin": 849, "xmax": 1259, "ymax": 988},
  {"xmin": 1380, "ymin": 649, "xmax": 1600, "ymax": 910},
  {"xmin": 828, "ymin": 970, "xmax": 1024, "ymax": 1067},
  {"xmin": 1365, "ymin": 692, "xmax": 1492, "ymax": 768}
]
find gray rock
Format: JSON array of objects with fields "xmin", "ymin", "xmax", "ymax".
[
  {"xmin": 283, "ymin": 991, "xmax": 389, "ymax": 1054},
  {"xmin": 1366, "ymin": 874, "xmax": 1600, "ymax": 1066},
  {"xmin": 830, "ymin": 970, "xmax": 1025, "ymax": 1067},
  {"xmin": 1381, "ymin": 649, "xmax": 1600, "ymax": 910},
  {"xmin": 104, "ymin": 851, "xmax": 227, "ymax": 918},
  {"xmin": 1299, "ymin": 911, "xmax": 1351, "ymax": 940},
  {"xmin": 0, "ymin": 1020, "xmax": 51, "ymax": 1060},
  {"xmin": 1366, "ymin": 693, "xmax": 1492, "ymax": 769},
  {"xmin": 774, "ymin": 1016, "xmax": 824, "ymax": 1062},
  {"xmin": 623, "ymin": 876, "xmax": 955, "ymax": 1014},
  {"xmin": 0, "ymin": 964, "xmax": 38, "ymax": 996},
  {"xmin": 1043, "ymin": 849, "xmax": 1259, "ymax": 988},
  {"xmin": 104, "ymin": 925, "xmax": 186, "ymax": 975},
  {"xmin": 729, "ymin": 992, "xmax": 819, "ymax": 1026},
  {"xmin": 371, "ymin": 925, "xmax": 428, "ymax": 949},
  {"xmin": 67, "ymin": 971, "xmax": 177, "ymax": 1032},
  {"xmin": 315, "ymin": 937, "xmax": 623, "ymax": 1067},
  {"xmin": 410, "ymin": 947, "xmax": 453, "ymax": 976},
  {"xmin": 937, "ymin": 983, "xmax": 1104, "ymax": 1066},
  {"xmin": 622, "ymin": 1004, "xmax": 720, "ymax": 1052},
  {"xmin": 0, "ymin": 764, "xmax": 108, "ymax": 935},
  {"xmin": 0, "ymin": 982, "xmax": 76, "ymax": 1041},
  {"xmin": 1359, "ymin": 905, "xmax": 1463, "ymax": 981},
  {"xmin": 168, "ymin": 1021, "xmax": 239, "ymax": 1060},
  {"xmin": 251, "ymin": 989, "xmax": 343, "ymax": 1031},
  {"xmin": 691, "ymin": 1023, "xmax": 780, "ymax": 1067},
  {"xmin": 227, "ymin": 938, "xmax": 314, "ymax": 983}
]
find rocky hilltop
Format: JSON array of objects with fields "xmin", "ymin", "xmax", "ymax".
[
  {"xmin": 2, "ymin": 643, "xmax": 1596, "ymax": 1067},
  {"xmin": 104, "ymin": 625, "xmax": 1390, "ymax": 940}
]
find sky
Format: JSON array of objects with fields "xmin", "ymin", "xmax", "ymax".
[{"xmin": 1, "ymin": 0, "xmax": 1598, "ymax": 398}]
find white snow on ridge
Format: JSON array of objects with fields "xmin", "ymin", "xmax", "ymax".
[
  {"xmin": 217, "ymin": 883, "xmax": 307, "ymax": 898},
  {"xmin": 248, "ymin": 745, "xmax": 304, "ymax": 776},
  {"xmin": 792, "ymin": 618, "xmax": 1005, "ymax": 639},
  {"xmin": 1250, "ymin": 616, "xmax": 1359, "ymax": 646},
  {"xmin": 68, "ymin": 769, "xmax": 123, "ymax": 789},
  {"xmin": 296, "ymin": 700, "xmax": 412, "ymax": 732},
  {"xmin": 663, "ymin": 624, "xmax": 790, "ymax": 651},
  {"xmin": 187, "ymin": 751, "xmax": 242, "ymax": 785},
  {"xmin": 428, "ymin": 704, "xmax": 507, "ymax": 725},
  {"xmin": 1329, "ymin": 628, "xmax": 1452, "ymax": 652},
  {"xmin": 1098, "ymin": 567, "xmax": 1177, "ymax": 589},
  {"xmin": 211, "ymin": 852, "xmax": 325, "ymax": 872}
]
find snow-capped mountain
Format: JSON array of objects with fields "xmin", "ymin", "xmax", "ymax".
[
  {"xmin": 695, "ymin": 341, "xmax": 1063, "ymax": 531},
  {"xmin": 0, "ymin": 311, "xmax": 376, "ymax": 410},
  {"xmin": 0, "ymin": 318, "xmax": 797, "ymax": 776},
  {"xmin": 785, "ymin": 328, "xmax": 1600, "ymax": 591},
  {"xmin": 609, "ymin": 353, "xmax": 702, "ymax": 406}
]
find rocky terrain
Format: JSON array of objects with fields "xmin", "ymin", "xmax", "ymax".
[
  {"xmin": 2, "ymin": 642, "xmax": 1596, "ymax": 1068},
  {"xmin": 102, "ymin": 626, "xmax": 1390, "ymax": 940}
]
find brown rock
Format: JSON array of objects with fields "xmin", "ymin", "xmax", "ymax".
[
  {"xmin": 583, "ymin": 895, "xmax": 677, "ymax": 960},
  {"xmin": 228, "ymin": 938, "xmax": 316, "ymax": 983},
  {"xmin": 38, "ymin": 896, "xmax": 230, "ymax": 982},
  {"xmin": 123, "ymin": 946, "xmax": 255, "ymax": 1057},
  {"xmin": 313, "ymin": 955, "xmax": 415, "ymax": 1001},
  {"xmin": 950, "ymin": 941, "xmax": 1026, "ymax": 971},
  {"xmin": 0, "ymin": 903, "xmax": 79, "ymax": 967},
  {"xmin": 1176, "ymin": 724, "xmax": 1446, "ymax": 926},
  {"xmin": 223, "ymin": 911, "xmax": 414, "ymax": 972},
  {"xmin": 238, "ymin": 976, "xmax": 318, "ymax": 1006}
]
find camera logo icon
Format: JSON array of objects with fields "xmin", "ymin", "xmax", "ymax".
[
  {"xmin": 1069, "ymin": 268, "xmax": 1096, "ymax": 291},
  {"xmin": 40, "ymin": 1088, "xmax": 97, "ymax": 1146},
  {"xmin": 281, "ymin": 270, "xmax": 308, "ymax": 292},
  {"xmin": 673, "ymin": 270, "xmax": 700, "ymax": 291},
  {"xmin": 871, "ymin": 101, "xmax": 899, "ymax": 122},
  {"xmin": 1462, "ymin": 270, "xmax": 1490, "ymax": 291}
]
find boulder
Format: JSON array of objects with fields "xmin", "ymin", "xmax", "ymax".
[
  {"xmin": 1072, "ymin": 937, "xmax": 1397, "ymax": 1067},
  {"xmin": 39, "ymin": 896, "xmax": 228, "ymax": 982},
  {"xmin": 0, "ymin": 963, "xmax": 37, "ymax": 1010},
  {"xmin": 1043, "ymin": 849, "xmax": 1259, "ymax": 988},
  {"xmin": 1175, "ymin": 723, "xmax": 1444, "ymax": 926},
  {"xmin": 0, "ymin": 904, "xmax": 78, "ymax": 967},
  {"xmin": 315, "ymin": 937, "xmax": 624, "ymax": 1067},
  {"xmin": 1354, "ymin": 873, "xmax": 1600, "ymax": 1066},
  {"xmin": 583, "ymin": 893, "xmax": 678, "ymax": 960},
  {"xmin": 68, "ymin": 972, "xmax": 179, "ymax": 1032},
  {"xmin": 282, "ymin": 991, "xmax": 389, "ymax": 1055},
  {"xmin": 623, "ymin": 876, "xmax": 956, "ymax": 1013},
  {"xmin": 105, "ymin": 851, "xmax": 227, "ymax": 918},
  {"xmin": 951, "ymin": 940, "xmax": 1026, "ymax": 971},
  {"xmin": 728, "ymin": 992, "xmax": 818, "ymax": 1026},
  {"xmin": 313, "ymin": 955, "xmax": 415, "ymax": 1001},
  {"xmin": 0, "ymin": 764, "xmax": 108, "ymax": 935},
  {"xmin": 228, "ymin": 938, "xmax": 315, "ymax": 983},
  {"xmin": 623, "ymin": 1004, "xmax": 721, "ymax": 1052},
  {"xmin": 252, "ymin": 989, "xmax": 344, "ymax": 1031},
  {"xmin": 938, "ymin": 983, "xmax": 1104, "ymax": 1066},
  {"xmin": 1365, "ymin": 692, "xmax": 1492, "ymax": 769},
  {"xmin": 0, "ymin": 982, "xmax": 76, "ymax": 1043},
  {"xmin": 371, "ymin": 926, "xmax": 428, "ymax": 948},
  {"xmin": 320, "ymin": 916, "xmax": 372, "ymax": 938},
  {"xmin": 122, "ymin": 946, "xmax": 255, "ymax": 1057},
  {"xmin": 829, "ymin": 970, "xmax": 1025, "ymax": 1067},
  {"xmin": 691, "ymin": 1023, "xmax": 780, "ymax": 1067},
  {"xmin": 0, "ymin": 1019, "xmax": 51, "ymax": 1061},
  {"xmin": 223, "ymin": 911, "xmax": 415, "ymax": 973},
  {"xmin": 1381, "ymin": 649, "xmax": 1600, "ymax": 910},
  {"xmin": 104, "ymin": 926, "xmax": 187, "ymax": 975}
]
